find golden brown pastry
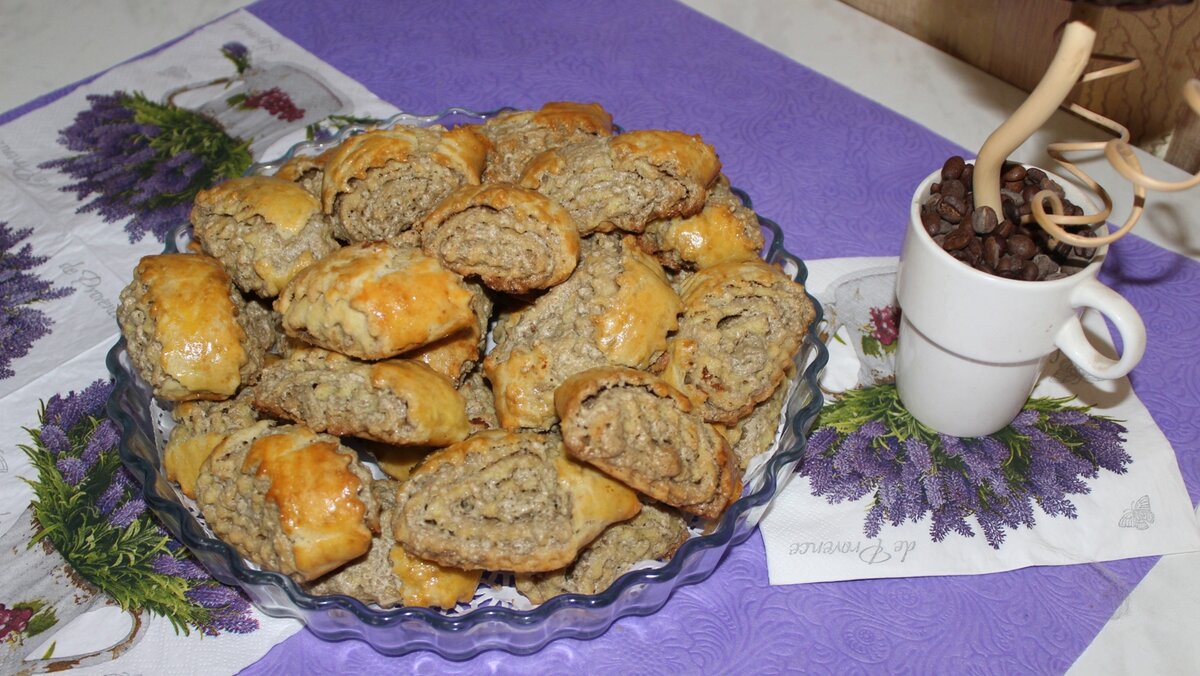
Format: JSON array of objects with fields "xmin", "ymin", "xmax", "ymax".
[
  {"xmin": 117, "ymin": 253, "xmax": 273, "ymax": 401},
  {"xmin": 389, "ymin": 544, "xmax": 482, "ymax": 609},
  {"xmin": 638, "ymin": 176, "xmax": 764, "ymax": 270},
  {"xmin": 274, "ymin": 241, "xmax": 479, "ymax": 360},
  {"xmin": 164, "ymin": 387, "xmax": 260, "ymax": 498},
  {"xmin": 519, "ymin": 129, "xmax": 721, "ymax": 236},
  {"xmin": 720, "ymin": 365, "xmax": 793, "ymax": 472},
  {"xmin": 404, "ymin": 277, "xmax": 492, "ymax": 385},
  {"xmin": 393, "ymin": 429, "xmax": 641, "ymax": 572},
  {"xmin": 191, "ymin": 175, "xmax": 340, "ymax": 297},
  {"xmin": 483, "ymin": 234, "xmax": 681, "ymax": 430},
  {"xmin": 418, "ymin": 183, "xmax": 581, "ymax": 294},
  {"xmin": 660, "ymin": 258, "xmax": 814, "ymax": 424},
  {"xmin": 556, "ymin": 366, "xmax": 741, "ymax": 519},
  {"xmin": 321, "ymin": 125, "xmax": 489, "ymax": 242},
  {"xmin": 252, "ymin": 346, "xmax": 471, "ymax": 447},
  {"xmin": 515, "ymin": 500, "xmax": 689, "ymax": 603},
  {"xmin": 480, "ymin": 101, "xmax": 614, "ymax": 183},
  {"xmin": 273, "ymin": 147, "xmax": 336, "ymax": 197},
  {"xmin": 194, "ymin": 421, "xmax": 379, "ymax": 582}
]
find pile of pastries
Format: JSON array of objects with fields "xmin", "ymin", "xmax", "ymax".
[{"xmin": 116, "ymin": 102, "xmax": 816, "ymax": 609}]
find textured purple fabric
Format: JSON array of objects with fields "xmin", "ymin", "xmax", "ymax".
[{"xmin": 205, "ymin": 0, "xmax": 1198, "ymax": 671}]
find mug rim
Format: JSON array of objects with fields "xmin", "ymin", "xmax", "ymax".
[{"xmin": 908, "ymin": 161, "xmax": 1109, "ymax": 289}]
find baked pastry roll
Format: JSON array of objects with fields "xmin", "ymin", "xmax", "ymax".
[
  {"xmin": 305, "ymin": 480, "xmax": 482, "ymax": 608},
  {"xmin": 253, "ymin": 346, "xmax": 471, "ymax": 447},
  {"xmin": 273, "ymin": 147, "xmax": 335, "ymax": 197},
  {"xmin": 117, "ymin": 253, "xmax": 273, "ymax": 401},
  {"xmin": 660, "ymin": 258, "xmax": 814, "ymax": 424},
  {"xmin": 393, "ymin": 429, "xmax": 641, "ymax": 572},
  {"xmin": 164, "ymin": 387, "xmax": 260, "ymax": 498},
  {"xmin": 194, "ymin": 421, "xmax": 379, "ymax": 582},
  {"xmin": 479, "ymin": 101, "xmax": 614, "ymax": 184},
  {"xmin": 419, "ymin": 183, "xmax": 581, "ymax": 294},
  {"xmin": 275, "ymin": 241, "xmax": 479, "ymax": 360},
  {"xmin": 638, "ymin": 176, "xmax": 764, "ymax": 270},
  {"xmin": 519, "ymin": 129, "xmax": 721, "ymax": 236},
  {"xmin": 484, "ymin": 234, "xmax": 681, "ymax": 430},
  {"xmin": 515, "ymin": 500, "xmax": 689, "ymax": 603},
  {"xmin": 556, "ymin": 366, "xmax": 741, "ymax": 519},
  {"xmin": 457, "ymin": 367, "xmax": 499, "ymax": 433},
  {"xmin": 405, "ymin": 277, "xmax": 492, "ymax": 385},
  {"xmin": 191, "ymin": 175, "xmax": 339, "ymax": 297},
  {"xmin": 321, "ymin": 125, "xmax": 489, "ymax": 242},
  {"xmin": 719, "ymin": 366, "xmax": 792, "ymax": 472}
]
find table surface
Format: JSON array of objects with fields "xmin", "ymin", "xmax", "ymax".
[{"xmin": 1, "ymin": 0, "xmax": 1197, "ymax": 673}]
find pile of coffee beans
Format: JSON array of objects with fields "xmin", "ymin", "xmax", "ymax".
[{"xmin": 920, "ymin": 156, "xmax": 1099, "ymax": 281}]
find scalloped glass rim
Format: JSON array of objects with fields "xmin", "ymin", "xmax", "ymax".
[{"xmin": 104, "ymin": 106, "xmax": 830, "ymax": 659}]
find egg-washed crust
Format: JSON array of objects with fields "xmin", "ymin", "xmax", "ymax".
[{"xmin": 637, "ymin": 176, "xmax": 764, "ymax": 271}]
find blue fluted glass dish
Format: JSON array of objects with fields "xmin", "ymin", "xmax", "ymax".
[{"xmin": 105, "ymin": 107, "xmax": 829, "ymax": 660}]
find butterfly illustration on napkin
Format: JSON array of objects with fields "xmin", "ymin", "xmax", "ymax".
[{"xmin": 1118, "ymin": 496, "xmax": 1155, "ymax": 530}]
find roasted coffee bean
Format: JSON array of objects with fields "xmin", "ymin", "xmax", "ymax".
[
  {"xmin": 1002, "ymin": 164, "xmax": 1027, "ymax": 182},
  {"xmin": 921, "ymin": 209, "xmax": 942, "ymax": 236},
  {"xmin": 1032, "ymin": 253, "xmax": 1059, "ymax": 278},
  {"xmin": 938, "ymin": 194, "xmax": 966, "ymax": 224},
  {"xmin": 1004, "ymin": 180, "xmax": 1024, "ymax": 192},
  {"xmin": 1026, "ymin": 167, "xmax": 1047, "ymax": 184},
  {"xmin": 1019, "ymin": 260, "xmax": 1039, "ymax": 281},
  {"xmin": 943, "ymin": 226, "xmax": 972, "ymax": 251},
  {"xmin": 1021, "ymin": 185, "xmax": 1039, "ymax": 203},
  {"xmin": 942, "ymin": 155, "xmax": 966, "ymax": 181},
  {"xmin": 931, "ymin": 181, "xmax": 942, "ymax": 194},
  {"xmin": 983, "ymin": 235, "xmax": 1003, "ymax": 268},
  {"xmin": 996, "ymin": 218, "xmax": 1016, "ymax": 238},
  {"xmin": 1007, "ymin": 233, "xmax": 1037, "ymax": 259},
  {"xmin": 971, "ymin": 206, "xmax": 998, "ymax": 235},
  {"xmin": 941, "ymin": 179, "xmax": 966, "ymax": 200},
  {"xmin": 1002, "ymin": 198, "xmax": 1020, "ymax": 224},
  {"xmin": 961, "ymin": 163, "xmax": 973, "ymax": 185},
  {"xmin": 1040, "ymin": 177, "xmax": 1065, "ymax": 199}
]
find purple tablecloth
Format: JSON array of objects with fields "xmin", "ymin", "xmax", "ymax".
[{"xmin": 19, "ymin": 0, "xmax": 1196, "ymax": 672}]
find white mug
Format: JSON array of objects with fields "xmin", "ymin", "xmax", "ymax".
[{"xmin": 894, "ymin": 165, "xmax": 1146, "ymax": 437}]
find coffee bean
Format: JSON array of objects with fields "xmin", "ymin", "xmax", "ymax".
[
  {"xmin": 942, "ymin": 155, "xmax": 966, "ymax": 181},
  {"xmin": 943, "ymin": 227, "xmax": 972, "ymax": 251},
  {"xmin": 1032, "ymin": 254, "xmax": 1059, "ymax": 278},
  {"xmin": 1026, "ymin": 167, "xmax": 1047, "ymax": 184},
  {"xmin": 1007, "ymin": 233, "xmax": 1037, "ymax": 259},
  {"xmin": 931, "ymin": 182, "xmax": 942, "ymax": 194},
  {"xmin": 965, "ymin": 236, "xmax": 982, "ymax": 264},
  {"xmin": 1002, "ymin": 165, "xmax": 1027, "ymax": 182},
  {"xmin": 938, "ymin": 194, "xmax": 966, "ymax": 224},
  {"xmin": 971, "ymin": 206, "xmax": 998, "ymax": 235},
  {"xmin": 996, "ymin": 219, "xmax": 1016, "ymax": 238},
  {"xmin": 1004, "ymin": 180, "xmax": 1024, "ymax": 192},
  {"xmin": 941, "ymin": 179, "xmax": 966, "ymax": 200},
  {"xmin": 961, "ymin": 163, "xmax": 973, "ymax": 184},
  {"xmin": 921, "ymin": 209, "xmax": 942, "ymax": 236},
  {"xmin": 1020, "ymin": 260, "xmax": 1039, "ymax": 281},
  {"xmin": 1002, "ymin": 198, "xmax": 1020, "ymax": 224},
  {"xmin": 983, "ymin": 235, "xmax": 1003, "ymax": 268}
]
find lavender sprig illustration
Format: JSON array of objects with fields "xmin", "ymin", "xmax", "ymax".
[
  {"xmin": 0, "ymin": 221, "xmax": 74, "ymax": 379},
  {"xmin": 801, "ymin": 384, "xmax": 1130, "ymax": 548},
  {"xmin": 22, "ymin": 379, "xmax": 258, "ymax": 635},
  {"xmin": 40, "ymin": 91, "xmax": 251, "ymax": 243}
]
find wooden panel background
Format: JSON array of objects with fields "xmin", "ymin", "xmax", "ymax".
[{"xmin": 838, "ymin": 0, "xmax": 1200, "ymax": 172}]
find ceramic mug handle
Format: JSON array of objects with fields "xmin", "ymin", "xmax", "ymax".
[{"xmin": 1054, "ymin": 278, "xmax": 1146, "ymax": 379}]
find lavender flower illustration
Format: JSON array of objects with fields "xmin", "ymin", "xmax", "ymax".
[
  {"xmin": 39, "ymin": 90, "xmax": 252, "ymax": 242},
  {"xmin": 21, "ymin": 379, "xmax": 259, "ymax": 636},
  {"xmin": 0, "ymin": 221, "xmax": 74, "ymax": 379},
  {"xmin": 802, "ymin": 384, "xmax": 1130, "ymax": 548}
]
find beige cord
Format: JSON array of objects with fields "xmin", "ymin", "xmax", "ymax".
[{"xmin": 973, "ymin": 21, "xmax": 1097, "ymax": 217}]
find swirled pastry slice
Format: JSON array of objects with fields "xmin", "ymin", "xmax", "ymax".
[
  {"xmin": 638, "ymin": 176, "xmax": 764, "ymax": 271},
  {"xmin": 164, "ymin": 387, "xmax": 260, "ymax": 498},
  {"xmin": 483, "ymin": 234, "xmax": 681, "ymax": 430},
  {"xmin": 117, "ymin": 253, "xmax": 272, "ymax": 401},
  {"xmin": 191, "ymin": 175, "xmax": 339, "ymax": 297},
  {"xmin": 393, "ymin": 430, "xmax": 641, "ymax": 572},
  {"xmin": 556, "ymin": 366, "xmax": 740, "ymax": 519},
  {"xmin": 480, "ymin": 101, "xmax": 614, "ymax": 184},
  {"xmin": 661, "ymin": 258, "xmax": 814, "ymax": 424},
  {"xmin": 321, "ymin": 125, "xmax": 489, "ymax": 242},
  {"xmin": 273, "ymin": 147, "xmax": 336, "ymax": 197},
  {"xmin": 519, "ymin": 129, "xmax": 721, "ymax": 235},
  {"xmin": 305, "ymin": 480, "xmax": 482, "ymax": 609},
  {"xmin": 515, "ymin": 500, "xmax": 689, "ymax": 603},
  {"xmin": 719, "ymin": 365, "xmax": 792, "ymax": 472},
  {"xmin": 419, "ymin": 183, "xmax": 581, "ymax": 293},
  {"xmin": 253, "ymin": 346, "xmax": 471, "ymax": 447},
  {"xmin": 275, "ymin": 241, "xmax": 478, "ymax": 360},
  {"xmin": 404, "ymin": 277, "xmax": 492, "ymax": 385},
  {"xmin": 195, "ymin": 421, "xmax": 379, "ymax": 582}
]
